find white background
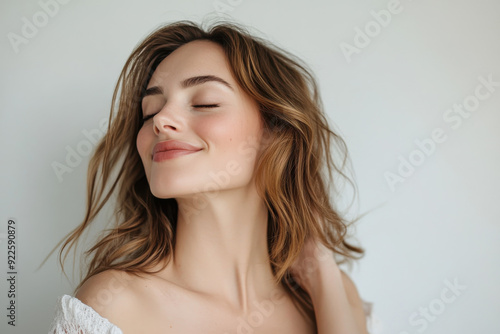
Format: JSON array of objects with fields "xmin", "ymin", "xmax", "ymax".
[{"xmin": 1, "ymin": 0, "xmax": 499, "ymax": 333}]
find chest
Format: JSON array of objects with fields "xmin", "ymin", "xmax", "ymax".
[{"xmin": 123, "ymin": 290, "xmax": 316, "ymax": 334}]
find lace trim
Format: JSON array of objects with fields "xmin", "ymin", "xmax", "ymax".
[{"xmin": 48, "ymin": 294, "xmax": 123, "ymax": 334}]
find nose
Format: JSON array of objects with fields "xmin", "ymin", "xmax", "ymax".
[{"xmin": 152, "ymin": 104, "xmax": 182, "ymax": 135}]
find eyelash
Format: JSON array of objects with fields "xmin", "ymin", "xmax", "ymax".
[{"xmin": 142, "ymin": 104, "xmax": 220, "ymax": 122}]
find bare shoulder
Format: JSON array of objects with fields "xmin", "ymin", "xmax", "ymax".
[
  {"xmin": 74, "ymin": 269, "xmax": 141, "ymax": 321},
  {"xmin": 339, "ymin": 269, "xmax": 369, "ymax": 334}
]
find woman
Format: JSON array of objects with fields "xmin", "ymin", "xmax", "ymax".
[{"xmin": 49, "ymin": 20, "xmax": 373, "ymax": 334}]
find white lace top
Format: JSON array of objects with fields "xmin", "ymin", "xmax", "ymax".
[
  {"xmin": 48, "ymin": 294, "xmax": 375, "ymax": 333},
  {"xmin": 49, "ymin": 295, "xmax": 123, "ymax": 334}
]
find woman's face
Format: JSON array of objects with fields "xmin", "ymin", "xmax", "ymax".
[{"xmin": 137, "ymin": 40, "xmax": 265, "ymax": 199}]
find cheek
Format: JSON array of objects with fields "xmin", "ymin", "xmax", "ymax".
[
  {"xmin": 197, "ymin": 111, "xmax": 263, "ymax": 168},
  {"xmin": 136, "ymin": 127, "xmax": 151, "ymax": 162},
  {"xmin": 198, "ymin": 115, "xmax": 254, "ymax": 150}
]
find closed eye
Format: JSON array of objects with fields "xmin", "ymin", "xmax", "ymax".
[
  {"xmin": 141, "ymin": 104, "xmax": 220, "ymax": 123},
  {"xmin": 193, "ymin": 104, "xmax": 219, "ymax": 109},
  {"xmin": 142, "ymin": 113, "xmax": 158, "ymax": 123}
]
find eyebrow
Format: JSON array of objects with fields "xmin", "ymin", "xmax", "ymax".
[{"xmin": 141, "ymin": 75, "xmax": 234, "ymax": 99}]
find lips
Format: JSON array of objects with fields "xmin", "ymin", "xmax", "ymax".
[{"xmin": 152, "ymin": 140, "xmax": 202, "ymax": 161}]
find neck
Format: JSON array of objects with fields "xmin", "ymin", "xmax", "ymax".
[{"xmin": 166, "ymin": 184, "xmax": 278, "ymax": 312}]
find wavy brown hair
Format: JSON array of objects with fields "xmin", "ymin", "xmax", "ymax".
[{"xmin": 48, "ymin": 19, "xmax": 366, "ymax": 326}]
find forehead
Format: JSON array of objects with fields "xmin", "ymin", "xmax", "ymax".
[{"xmin": 147, "ymin": 40, "xmax": 232, "ymax": 88}]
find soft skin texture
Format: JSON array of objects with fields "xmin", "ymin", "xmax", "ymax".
[
  {"xmin": 75, "ymin": 40, "xmax": 368, "ymax": 334},
  {"xmin": 136, "ymin": 39, "xmax": 275, "ymax": 310}
]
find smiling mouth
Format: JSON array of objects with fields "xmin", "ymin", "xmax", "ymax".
[{"xmin": 152, "ymin": 149, "xmax": 201, "ymax": 162}]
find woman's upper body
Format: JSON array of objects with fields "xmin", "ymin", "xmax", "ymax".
[
  {"xmin": 51, "ymin": 20, "xmax": 371, "ymax": 334},
  {"xmin": 49, "ymin": 268, "xmax": 373, "ymax": 334}
]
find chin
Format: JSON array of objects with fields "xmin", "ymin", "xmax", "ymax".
[
  {"xmin": 149, "ymin": 186, "xmax": 180, "ymax": 200},
  {"xmin": 148, "ymin": 182, "xmax": 200, "ymax": 200}
]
